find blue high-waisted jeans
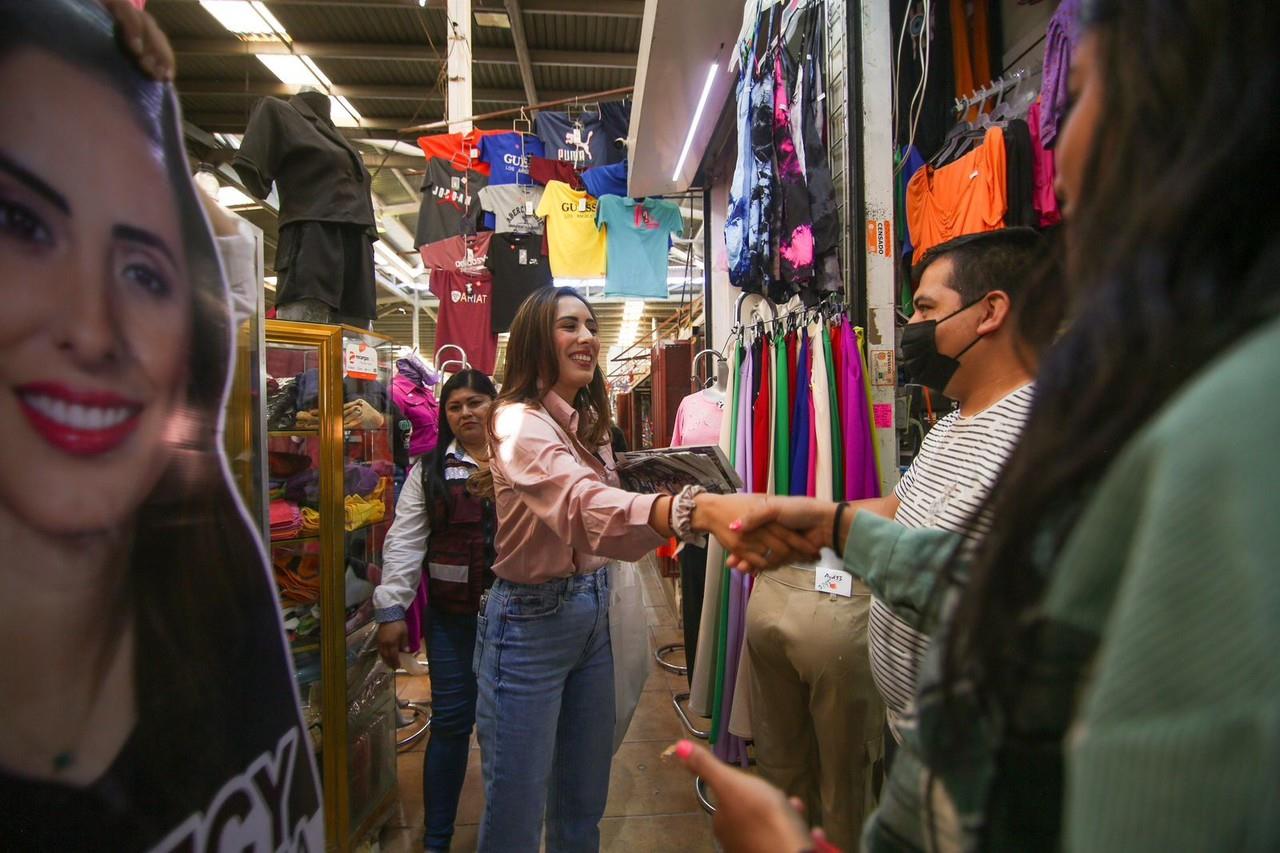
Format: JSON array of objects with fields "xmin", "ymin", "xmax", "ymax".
[{"xmin": 473, "ymin": 567, "xmax": 614, "ymax": 852}]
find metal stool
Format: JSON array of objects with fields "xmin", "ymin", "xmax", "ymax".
[
  {"xmin": 394, "ymin": 659, "xmax": 431, "ymax": 751},
  {"xmin": 654, "ymin": 642, "xmax": 688, "ymax": 675},
  {"xmin": 672, "ymin": 692, "xmax": 709, "ymax": 739},
  {"xmin": 695, "ymin": 776, "xmax": 716, "ymax": 815}
]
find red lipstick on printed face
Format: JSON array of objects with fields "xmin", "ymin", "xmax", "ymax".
[{"xmin": 15, "ymin": 381, "xmax": 144, "ymax": 456}]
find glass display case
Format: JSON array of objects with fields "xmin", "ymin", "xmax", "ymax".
[{"xmin": 261, "ymin": 320, "xmax": 399, "ymax": 850}]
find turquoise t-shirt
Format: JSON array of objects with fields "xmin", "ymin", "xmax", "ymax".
[{"xmin": 596, "ymin": 196, "xmax": 684, "ymax": 298}]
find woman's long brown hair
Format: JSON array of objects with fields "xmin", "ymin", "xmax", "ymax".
[{"xmin": 491, "ymin": 286, "xmax": 613, "ymax": 447}]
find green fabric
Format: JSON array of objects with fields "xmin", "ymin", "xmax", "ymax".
[
  {"xmin": 821, "ymin": 323, "xmax": 843, "ymax": 501},
  {"xmin": 772, "ymin": 333, "xmax": 790, "ymax": 496},
  {"xmin": 710, "ymin": 341, "xmax": 743, "ymax": 745},
  {"xmin": 849, "ymin": 315, "xmax": 1280, "ymax": 851}
]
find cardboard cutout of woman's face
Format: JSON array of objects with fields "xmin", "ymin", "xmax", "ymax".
[
  {"xmin": 0, "ymin": 48, "xmax": 190, "ymax": 534},
  {"xmin": 0, "ymin": 4, "xmax": 324, "ymax": 850}
]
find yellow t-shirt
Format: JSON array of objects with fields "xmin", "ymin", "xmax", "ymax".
[{"xmin": 535, "ymin": 180, "xmax": 606, "ymax": 278}]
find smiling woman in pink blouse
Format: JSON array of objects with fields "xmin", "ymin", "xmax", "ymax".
[{"xmin": 473, "ymin": 286, "xmax": 813, "ymax": 851}]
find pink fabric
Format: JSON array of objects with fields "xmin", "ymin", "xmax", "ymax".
[
  {"xmin": 1027, "ymin": 100, "xmax": 1062, "ymax": 227},
  {"xmin": 391, "ymin": 373, "xmax": 440, "ymax": 458},
  {"xmin": 403, "ymin": 581, "xmax": 429, "ymax": 654},
  {"xmin": 489, "ymin": 392, "xmax": 665, "ymax": 583},
  {"xmin": 671, "ymin": 391, "xmax": 725, "ymax": 447}
]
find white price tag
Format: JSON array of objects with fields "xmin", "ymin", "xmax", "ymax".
[
  {"xmin": 465, "ymin": 246, "xmax": 475, "ymax": 262},
  {"xmin": 518, "ymin": 248, "xmax": 529, "ymax": 265},
  {"xmin": 525, "ymin": 200, "xmax": 535, "ymax": 216},
  {"xmin": 343, "ymin": 339, "xmax": 379, "ymax": 381},
  {"xmin": 470, "ymin": 147, "xmax": 480, "ymax": 159},
  {"xmin": 815, "ymin": 567, "xmax": 853, "ymax": 598},
  {"xmin": 577, "ymin": 197, "xmax": 587, "ymax": 212}
]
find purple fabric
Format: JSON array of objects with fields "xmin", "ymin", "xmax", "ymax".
[
  {"xmin": 716, "ymin": 569, "xmax": 750, "ymax": 767},
  {"xmin": 391, "ymin": 372, "xmax": 440, "ymax": 458},
  {"xmin": 284, "ymin": 463, "xmax": 381, "ymax": 505},
  {"xmin": 840, "ymin": 320, "xmax": 881, "ymax": 500},
  {"xmin": 1039, "ymin": 0, "xmax": 1083, "ymax": 149},
  {"xmin": 396, "ymin": 355, "xmax": 438, "ymax": 388},
  {"xmin": 790, "ymin": 332, "xmax": 812, "ymax": 496}
]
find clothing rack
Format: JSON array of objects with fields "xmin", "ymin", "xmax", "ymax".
[
  {"xmin": 952, "ymin": 68, "xmax": 1030, "ymax": 115},
  {"xmin": 400, "ymin": 86, "xmax": 634, "ymax": 134}
]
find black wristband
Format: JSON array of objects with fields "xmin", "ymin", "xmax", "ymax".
[{"xmin": 832, "ymin": 502, "xmax": 850, "ymax": 558}]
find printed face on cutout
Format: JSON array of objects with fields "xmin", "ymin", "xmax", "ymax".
[{"xmin": 0, "ymin": 49, "xmax": 191, "ymax": 535}]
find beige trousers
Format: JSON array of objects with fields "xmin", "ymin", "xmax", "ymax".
[{"xmin": 746, "ymin": 565, "xmax": 885, "ymax": 851}]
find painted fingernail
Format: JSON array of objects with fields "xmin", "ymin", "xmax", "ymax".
[
  {"xmin": 674, "ymin": 740, "xmax": 694, "ymax": 760},
  {"xmin": 729, "ymin": 520, "xmax": 742, "ymax": 531}
]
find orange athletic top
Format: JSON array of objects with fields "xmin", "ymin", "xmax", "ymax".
[
  {"xmin": 416, "ymin": 129, "xmax": 506, "ymax": 175},
  {"xmin": 906, "ymin": 126, "xmax": 1007, "ymax": 265}
]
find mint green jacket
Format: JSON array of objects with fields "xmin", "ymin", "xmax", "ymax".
[{"xmin": 846, "ymin": 316, "xmax": 1280, "ymax": 851}]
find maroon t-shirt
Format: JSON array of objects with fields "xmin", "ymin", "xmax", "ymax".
[
  {"xmin": 429, "ymin": 269, "xmax": 497, "ymax": 374},
  {"xmin": 528, "ymin": 155, "xmax": 584, "ymax": 190},
  {"xmin": 419, "ymin": 232, "xmax": 493, "ymax": 274}
]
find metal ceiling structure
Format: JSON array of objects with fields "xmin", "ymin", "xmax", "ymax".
[{"xmin": 152, "ymin": 0, "xmax": 703, "ymax": 373}]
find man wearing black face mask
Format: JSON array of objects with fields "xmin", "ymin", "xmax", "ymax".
[{"xmin": 868, "ymin": 227, "xmax": 1045, "ymax": 755}]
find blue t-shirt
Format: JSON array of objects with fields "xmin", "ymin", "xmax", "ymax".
[
  {"xmin": 535, "ymin": 111, "xmax": 613, "ymax": 168},
  {"xmin": 599, "ymin": 99, "xmax": 631, "ymax": 165},
  {"xmin": 582, "ymin": 160, "xmax": 628, "ymax": 199},
  {"xmin": 478, "ymin": 132, "xmax": 545, "ymax": 186},
  {"xmin": 596, "ymin": 196, "xmax": 683, "ymax": 298}
]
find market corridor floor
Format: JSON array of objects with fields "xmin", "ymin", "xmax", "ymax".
[{"xmin": 378, "ymin": 557, "xmax": 717, "ymax": 852}]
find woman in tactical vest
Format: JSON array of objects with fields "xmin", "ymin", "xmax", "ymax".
[{"xmin": 373, "ymin": 369, "xmax": 498, "ymax": 853}]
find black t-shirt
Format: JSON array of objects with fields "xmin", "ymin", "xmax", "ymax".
[
  {"xmin": 484, "ymin": 232, "xmax": 553, "ymax": 334},
  {"xmin": 415, "ymin": 157, "xmax": 488, "ymax": 248}
]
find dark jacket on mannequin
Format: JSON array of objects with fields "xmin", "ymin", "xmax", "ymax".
[{"xmin": 233, "ymin": 94, "xmax": 377, "ymax": 230}]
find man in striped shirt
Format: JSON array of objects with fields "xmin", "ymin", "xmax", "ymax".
[{"xmin": 859, "ymin": 228, "xmax": 1044, "ymax": 751}]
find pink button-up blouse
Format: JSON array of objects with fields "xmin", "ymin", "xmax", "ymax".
[{"xmin": 489, "ymin": 391, "xmax": 665, "ymax": 583}]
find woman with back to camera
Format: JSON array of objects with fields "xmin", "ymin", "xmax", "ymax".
[
  {"xmin": 674, "ymin": 0, "xmax": 1280, "ymax": 850},
  {"xmin": 0, "ymin": 0, "xmax": 323, "ymax": 849},
  {"xmin": 373, "ymin": 368, "xmax": 498, "ymax": 853},
  {"xmin": 474, "ymin": 285, "xmax": 816, "ymax": 851}
]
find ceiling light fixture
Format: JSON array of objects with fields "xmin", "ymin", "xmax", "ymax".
[
  {"xmin": 199, "ymin": 1, "xmax": 289, "ymax": 41},
  {"xmin": 474, "ymin": 10, "xmax": 512, "ymax": 28},
  {"xmin": 671, "ymin": 62, "xmax": 720, "ymax": 183}
]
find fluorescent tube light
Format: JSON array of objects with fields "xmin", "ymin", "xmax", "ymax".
[
  {"xmin": 671, "ymin": 63, "xmax": 719, "ymax": 183},
  {"xmin": 200, "ymin": 1, "xmax": 289, "ymax": 41}
]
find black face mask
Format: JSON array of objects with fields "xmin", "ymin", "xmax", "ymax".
[{"xmin": 898, "ymin": 298, "xmax": 985, "ymax": 393}]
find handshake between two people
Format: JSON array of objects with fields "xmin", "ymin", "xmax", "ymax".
[{"xmin": 689, "ymin": 493, "xmax": 847, "ymax": 573}]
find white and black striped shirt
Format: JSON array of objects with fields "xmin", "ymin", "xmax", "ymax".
[{"xmin": 869, "ymin": 383, "xmax": 1034, "ymax": 739}]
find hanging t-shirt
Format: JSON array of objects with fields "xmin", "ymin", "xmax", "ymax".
[
  {"xmin": 905, "ymin": 126, "xmax": 1007, "ymax": 264},
  {"xmin": 478, "ymin": 132, "xmax": 545, "ymax": 185},
  {"xmin": 528, "ymin": 155, "xmax": 584, "ymax": 190},
  {"xmin": 484, "ymin": 232, "xmax": 553, "ymax": 333},
  {"xmin": 535, "ymin": 111, "xmax": 612, "ymax": 167},
  {"xmin": 596, "ymin": 196, "xmax": 683, "ymax": 298},
  {"xmin": 414, "ymin": 157, "xmax": 487, "ymax": 248},
  {"xmin": 671, "ymin": 390, "xmax": 726, "ymax": 447},
  {"xmin": 429, "ymin": 269, "xmax": 497, "ymax": 374},
  {"xmin": 416, "ymin": 129, "xmax": 503, "ymax": 176},
  {"xmin": 599, "ymin": 99, "xmax": 632, "ymax": 165},
  {"xmin": 477, "ymin": 183, "xmax": 545, "ymax": 235},
  {"xmin": 581, "ymin": 160, "xmax": 628, "ymax": 199},
  {"xmin": 535, "ymin": 180, "xmax": 606, "ymax": 278},
  {"xmin": 419, "ymin": 231, "xmax": 492, "ymax": 275}
]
